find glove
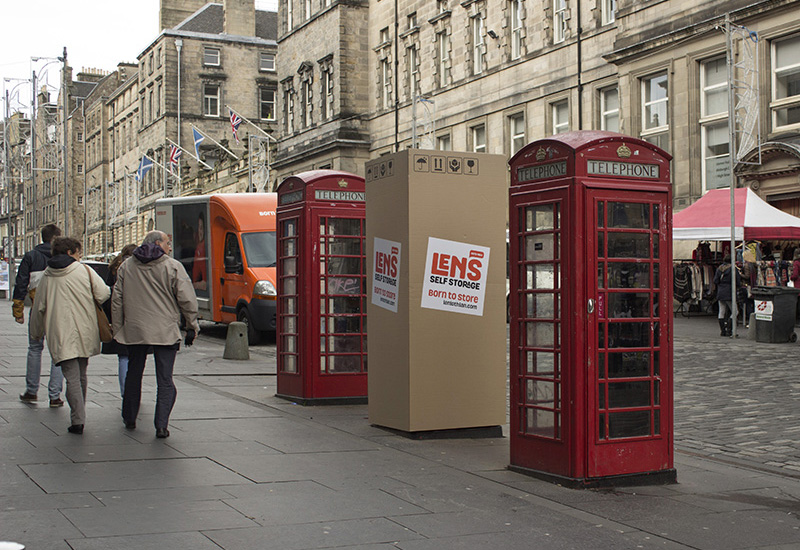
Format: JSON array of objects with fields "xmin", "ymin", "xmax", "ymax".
[
  {"xmin": 184, "ymin": 329, "xmax": 196, "ymax": 347},
  {"xmin": 12, "ymin": 299, "xmax": 25, "ymax": 323}
]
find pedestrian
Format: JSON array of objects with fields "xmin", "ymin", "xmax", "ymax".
[
  {"xmin": 12, "ymin": 223, "xmax": 65, "ymax": 406},
  {"xmin": 29, "ymin": 237, "xmax": 111, "ymax": 434},
  {"xmin": 101, "ymin": 244, "xmax": 136, "ymax": 396},
  {"xmin": 112, "ymin": 230, "xmax": 199, "ymax": 438},
  {"xmin": 713, "ymin": 253, "xmax": 736, "ymax": 337},
  {"xmin": 791, "ymin": 249, "xmax": 800, "ymax": 322}
]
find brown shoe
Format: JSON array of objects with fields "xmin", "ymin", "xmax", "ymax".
[
  {"xmin": 19, "ymin": 392, "xmax": 38, "ymax": 402},
  {"xmin": 50, "ymin": 398, "xmax": 64, "ymax": 408}
]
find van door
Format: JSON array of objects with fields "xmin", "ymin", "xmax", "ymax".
[{"xmin": 220, "ymin": 232, "xmax": 247, "ymax": 323}]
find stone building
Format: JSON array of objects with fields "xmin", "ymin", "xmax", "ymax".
[
  {"xmin": 0, "ymin": 112, "xmax": 30, "ymax": 260},
  {"xmin": 275, "ymin": 0, "xmax": 800, "ymax": 224}
]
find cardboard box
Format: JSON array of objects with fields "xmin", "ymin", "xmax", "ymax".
[{"xmin": 366, "ymin": 149, "xmax": 507, "ymax": 432}]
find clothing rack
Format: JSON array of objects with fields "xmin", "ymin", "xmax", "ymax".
[{"xmin": 673, "ymin": 259, "xmax": 718, "ymax": 317}]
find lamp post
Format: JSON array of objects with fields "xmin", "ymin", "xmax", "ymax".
[{"xmin": 3, "ymin": 77, "xmax": 32, "ymax": 263}]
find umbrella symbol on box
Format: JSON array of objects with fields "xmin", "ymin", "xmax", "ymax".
[{"xmin": 415, "ymin": 156, "xmax": 429, "ymax": 172}]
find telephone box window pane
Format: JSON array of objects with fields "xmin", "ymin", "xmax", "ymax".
[
  {"xmin": 608, "ymin": 411, "xmax": 650, "ymax": 438},
  {"xmin": 653, "ymin": 235, "xmax": 659, "ymax": 258},
  {"xmin": 330, "ymin": 355, "xmax": 362, "ymax": 373},
  {"xmin": 607, "ymin": 202, "xmax": 649, "ymax": 228},
  {"xmin": 608, "ymin": 263, "xmax": 650, "ymax": 288},
  {"xmin": 283, "ymin": 278, "xmax": 296, "ymax": 294},
  {"xmin": 607, "ymin": 233, "xmax": 650, "ymax": 258},
  {"xmin": 597, "ymin": 201, "xmax": 605, "ymax": 227},
  {"xmin": 653, "ymin": 351, "xmax": 660, "ymax": 376},
  {"xmin": 329, "ymin": 335, "xmax": 361, "ymax": 353},
  {"xmin": 283, "ymin": 258, "xmax": 297, "ymax": 276},
  {"xmin": 607, "ymin": 352, "xmax": 649, "ymax": 378},
  {"xmin": 598, "ymin": 233, "xmax": 605, "ymax": 257},
  {"xmin": 525, "ymin": 264, "xmax": 555, "ymax": 289},
  {"xmin": 654, "ymin": 379, "xmax": 661, "ymax": 405},
  {"xmin": 653, "ymin": 264, "xmax": 660, "ymax": 289},
  {"xmin": 283, "ymin": 239, "xmax": 296, "ymax": 256},
  {"xmin": 330, "ymin": 297, "xmax": 361, "ymax": 314},
  {"xmin": 328, "ymin": 316, "xmax": 361, "ymax": 333},
  {"xmin": 526, "ymin": 409, "xmax": 556, "ymax": 438},
  {"xmin": 526, "ymin": 205, "xmax": 554, "ymax": 230},
  {"xmin": 527, "ymin": 322, "xmax": 554, "ymax": 348},
  {"xmin": 283, "ymin": 354, "xmax": 297, "ymax": 373},
  {"xmin": 283, "ymin": 220, "xmax": 296, "ymax": 237},
  {"xmin": 283, "ymin": 316, "xmax": 296, "ymax": 333},
  {"xmin": 598, "ymin": 352, "xmax": 606, "ymax": 378},
  {"xmin": 652, "ymin": 292, "xmax": 660, "ymax": 317},
  {"xmin": 526, "ymin": 235, "xmax": 554, "ymax": 261},
  {"xmin": 527, "ymin": 351, "xmax": 555, "ymax": 375},
  {"xmin": 328, "ymin": 238, "xmax": 361, "ymax": 256},
  {"xmin": 327, "ymin": 276, "xmax": 361, "ymax": 295},
  {"xmin": 654, "ymin": 321, "xmax": 660, "ymax": 344},
  {"xmin": 526, "ymin": 293, "xmax": 555, "ymax": 318},
  {"xmin": 599, "ymin": 322, "xmax": 606, "ymax": 348},
  {"xmin": 652, "ymin": 203, "xmax": 659, "ymax": 228},
  {"xmin": 608, "ymin": 381, "xmax": 651, "ymax": 408},
  {"xmin": 326, "ymin": 218, "xmax": 361, "ymax": 236},
  {"xmin": 283, "ymin": 335, "xmax": 296, "ymax": 353},
  {"xmin": 607, "ymin": 322, "xmax": 650, "ymax": 348},
  {"xmin": 598, "ymin": 262, "xmax": 605, "ymax": 289},
  {"xmin": 527, "ymin": 380, "xmax": 555, "ymax": 407},
  {"xmin": 599, "ymin": 413, "xmax": 606, "ymax": 439},
  {"xmin": 608, "ymin": 293, "xmax": 650, "ymax": 318},
  {"xmin": 327, "ymin": 257, "xmax": 361, "ymax": 274},
  {"xmin": 283, "ymin": 297, "xmax": 296, "ymax": 314},
  {"xmin": 599, "ymin": 383, "xmax": 605, "ymax": 408},
  {"xmin": 654, "ymin": 410, "xmax": 660, "ymax": 434}
]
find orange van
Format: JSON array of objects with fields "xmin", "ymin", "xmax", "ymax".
[{"xmin": 155, "ymin": 193, "xmax": 277, "ymax": 344}]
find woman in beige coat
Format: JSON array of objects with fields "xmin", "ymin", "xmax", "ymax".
[{"xmin": 30, "ymin": 237, "xmax": 110, "ymax": 434}]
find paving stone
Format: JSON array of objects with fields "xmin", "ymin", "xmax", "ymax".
[{"xmin": 66, "ymin": 532, "xmax": 223, "ymax": 550}]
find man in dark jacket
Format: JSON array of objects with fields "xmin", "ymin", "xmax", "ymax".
[
  {"xmin": 13, "ymin": 224, "xmax": 65, "ymax": 405},
  {"xmin": 713, "ymin": 253, "xmax": 737, "ymax": 337}
]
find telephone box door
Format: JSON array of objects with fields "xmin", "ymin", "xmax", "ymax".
[{"xmin": 586, "ymin": 189, "xmax": 672, "ymax": 477}]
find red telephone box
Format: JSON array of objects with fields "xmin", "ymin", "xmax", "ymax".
[
  {"xmin": 508, "ymin": 131, "xmax": 676, "ymax": 487},
  {"xmin": 276, "ymin": 170, "xmax": 367, "ymax": 405}
]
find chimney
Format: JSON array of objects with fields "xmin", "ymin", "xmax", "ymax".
[
  {"xmin": 159, "ymin": 0, "xmax": 208, "ymax": 31},
  {"xmin": 224, "ymin": 0, "xmax": 256, "ymax": 37}
]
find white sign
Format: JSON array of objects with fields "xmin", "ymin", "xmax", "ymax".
[
  {"xmin": 0, "ymin": 261, "xmax": 8, "ymax": 291},
  {"xmin": 421, "ymin": 237, "xmax": 490, "ymax": 316},
  {"xmin": 372, "ymin": 237, "xmax": 401, "ymax": 313},
  {"xmin": 755, "ymin": 299, "xmax": 773, "ymax": 321}
]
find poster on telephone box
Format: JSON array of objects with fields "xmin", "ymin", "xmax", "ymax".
[
  {"xmin": 372, "ymin": 237, "xmax": 401, "ymax": 313},
  {"xmin": 421, "ymin": 237, "xmax": 490, "ymax": 316}
]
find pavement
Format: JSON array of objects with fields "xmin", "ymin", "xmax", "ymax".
[{"xmin": 1, "ymin": 311, "xmax": 800, "ymax": 549}]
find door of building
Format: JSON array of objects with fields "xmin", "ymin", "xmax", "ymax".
[{"xmin": 586, "ymin": 189, "xmax": 672, "ymax": 477}]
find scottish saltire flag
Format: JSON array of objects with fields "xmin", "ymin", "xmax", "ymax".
[
  {"xmin": 169, "ymin": 145, "xmax": 182, "ymax": 171},
  {"xmin": 193, "ymin": 127, "xmax": 205, "ymax": 159},
  {"xmin": 229, "ymin": 109, "xmax": 243, "ymax": 143},
  {"xmin": 135, "ymin": 155, "xmax": 154, "ymax": 183}
]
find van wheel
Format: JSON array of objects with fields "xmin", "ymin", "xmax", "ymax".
[{"xmin": 237, "ymin": 307, "xmax": 261, "ymax": 345}]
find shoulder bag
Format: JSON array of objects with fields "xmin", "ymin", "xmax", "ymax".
[{"xmin": 84, "ymin": 265, "xmax": 113, "ymax": 343}]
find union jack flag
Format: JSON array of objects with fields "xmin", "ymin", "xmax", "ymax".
[
  {"xmin": 229, "ymin": 108, "xmax": 243, "ymax": 143},
  {"xmin": 169, "ymin": 145, "xmax": 182, "ymax": 172}
]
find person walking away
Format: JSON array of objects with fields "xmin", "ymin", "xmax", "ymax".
[
  {"xmin": 13, "ymin": 224, "xmax": 65, "ymax": 406},
  {"xmin": 29, "ymin": 237, "xmax": 110, "ymax": 434},
  {"xmin": 791, "ymin": 249, "xmax": 800, "ymax": 323},
  {"xmin": 112, "ymin": 231, "xmax": 199, "ymax": 438},
  {"xmin": 714, "ymin": 253, "xmax": 736, "ymax": 337},
  {"xmin": 101, "ymin": 244, "xmax": 136, "ymax": 396}
]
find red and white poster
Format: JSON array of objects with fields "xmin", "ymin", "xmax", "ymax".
[
  {"xmin": 421, "ymin": 237, "xmax": 490, "ymax": 316},
  {"xmin": 372, "ymin": 237, "xmax": 401, "ymax": 313}
]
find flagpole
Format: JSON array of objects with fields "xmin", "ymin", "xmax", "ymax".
[
  {"xmin": 190, "ymin": 124, "xmax": 239, "ymax": 160},
  {"xmin": 226, "ymin": 104, "xmax": 277, "ymax": 141},
  {"xmin": 140, "ymin": 153, "xmax": 176, "ymax": 176},
  {"xmin": 167, "ymin": 137, "xmax": 212, "ymax": 170}
]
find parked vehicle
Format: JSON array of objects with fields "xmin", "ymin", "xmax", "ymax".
[{"xmin": 155, "ymin": 193, "xmax": 278, "ymax": 344}]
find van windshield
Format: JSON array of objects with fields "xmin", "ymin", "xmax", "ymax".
[{"xmin": 241, "ymin": 231, "xmax": 277, "ymax": 268}]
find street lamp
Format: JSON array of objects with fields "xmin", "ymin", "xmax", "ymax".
[{"xmin": 2, "ymin": 77, "xmax": 32, "ymax": 265}]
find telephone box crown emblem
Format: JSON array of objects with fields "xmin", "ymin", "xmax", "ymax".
[
  {"xmin": 338, "ymin": 179, "xmax": 349, "ymax": 188},
  {"xmin": 288, "ymin": 181, "xmax": 294, "ymax": 190},
  {"xmin": 535, "ymin": 148, "xmax": 547, "ymax": 162},
  {"xmin": 617, "ymin": 145, "xmax": 632, "ymax": 158}
]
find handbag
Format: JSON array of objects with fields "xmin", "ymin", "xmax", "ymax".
[{"xmin": 85, "ymin": 265, "xmax": 113, "ymax": 343}]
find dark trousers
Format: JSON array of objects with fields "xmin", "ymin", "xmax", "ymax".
[{"xmin": 122, "ymin": 343, "xmax": 179, "ymax": 429}]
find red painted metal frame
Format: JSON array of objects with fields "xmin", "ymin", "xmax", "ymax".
[
  {"xmin": 508, "ymin": 131, "xmax": 673, "ymax": 485},
  {"xmin": 276, "ymin": 170, "xmax": 367, "ymax": 403}
]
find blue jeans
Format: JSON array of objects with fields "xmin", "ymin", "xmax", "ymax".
[{"xmin": 26, "ymin": 325, "xmax": 63, "ymax": 400}]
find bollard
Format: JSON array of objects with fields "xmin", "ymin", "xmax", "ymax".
[{"xmin": 223, "ymin": 321, "xmax": 250, "ymax": 360}]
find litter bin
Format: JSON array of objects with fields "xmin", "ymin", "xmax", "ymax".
[{"xmin": 750, "ymin": 286, "xmax": 800, "ymax": 343}]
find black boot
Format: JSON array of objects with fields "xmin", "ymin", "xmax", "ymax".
[
  {"xmin": 724, "ymin": 318, "xmax": 733, "ymax": 337},
  {"xmin": 719, "ymin": 319, "xmax": 727, "ymax": 336}
]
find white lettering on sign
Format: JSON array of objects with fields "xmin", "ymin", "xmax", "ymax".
[
  {"xmin": 517, "ymin": 161, "xmax": 567, "ymax": 183},
  {"xmin": 315, "ymin": 190, "xmax": 365, "ymax": 202},
  {"xmin": 421, "ymin": 237, "xmax": 490, "ymax": 317},
  {"xmin": 259, "ymin": 211, "xmax": 276, "ymax": 216},
  {"xmin": 586, "ymin": 160, "xmax": 660, "ymax": 179},
  {"xmin": 372, "ymin": 237, "xmax": 401, "ymax": 313}
]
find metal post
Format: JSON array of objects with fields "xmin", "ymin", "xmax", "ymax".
[
  {"xmin": 726, "ymin": 14, "xmax": 738, "ymax": 338},
  {"xmin": 62, "ymin": 47, "xmax": 69, "ymax": 235},
  {"xmin": 4, "ymin": 89, "xmax": 12, "ymax": 267},
  {"xmin": 31, "ymin": 71, "xmax": 37, "ymax": 243},
  {"xmin": 176, "ymin": 39, "xmax": 182, "ymax": 197},
  {"xmin": 248, "ymin": 134, "xmax": 253, "ymax": 192}
]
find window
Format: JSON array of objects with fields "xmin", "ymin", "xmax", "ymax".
[
  {"xmin": 302, "ymin": 78, "xmax": 313, "ymax": 127},
  {"xmin": 286, "ymin": 0, "xmax": 293, "ymax": 30},
  {"xmin": 772, "ymin": 34, "xmax": 800, "ymax": 129},
  {"xmin": 601, "ymin": 0, "xmax": 616, "ymax": 26},
  {"xmin": 204, "ymin": 47, "xmax": 220, "ymax": 66},
  {"xmin": 510, "ymin": 112, "xmax": 526, "ymax": 154},
  {"xmin": 149, "ymin": 53, "xmax": 154, "ymax": 74},
  {"xmin": 554, "ymin": 0, "xmax": 567, "ymax": 43},
  {"xmin": 260, "ymin": 52, "xmax": 276, "ymax": 71},
  {"xmin": 77, "ymin": 164, "xmax": 83, "ymax": 175},
  {"xmin": 701, "ymin": 57, "xmax": 730, "ymax": 190},
  {"xmin": 472, "ymin": 16, "xmax": 484, "ymax": 75},
  {"xmin": 381, "ymin": 58, "xmax": 392, "ymax": 109},
  {"xmin": 407, "ymin": 12, "xmax": 417, "ymax": 30},
  {"xmin": 204, "ymin": 83, "xmax": 220, "ymax": 116},
  {"xmin": 407, "ymin": 46, "xmax": 418, "ymax": 101},
  {"xmin": 437, "ymin": 0, "xmax": 448, "ymax": 13},
  {"xmin": 149, "ymin": 90, "xmax": 154, "ymax": 122},
  {"xmin": 156, "ymin": 84, "xmax": 162, "ymax": 117},
  {"xmin": 260, "ymin": 88, "xmax": 276, "ymax": 120},
  {"xmin": 77, "ymin": 132, "xmax": 83, "ymax": 142},
  {"xmin": 510, "ymin": 0, "xmax": 523, "ymax": 60},
  {"xmin": 321, "ymin": 67, "xmax": 334, "ymax": 119},
  {"xmin": 600, "ymin": 87, "xmax": 619, "ymax": 132},
  {"xmin": 553, "ymin": 100, "xmax": 569, "ymax": 134},
  {"xmin": 437, "ymin": 134, "xmax": 451, "ymax": 151},
  {"xmin": 472, "ymin": 124, "xmax": 486, "ymax": 153},
  {"xmin": 438, "ymin": 31, "xmax": 451, "ymax": 88},
  {"xmin": 380, "ymin": 27, "xmax": 390, "ymax": 45},
  {"xmin": 284, "ymin": 89, "xmax": 294, "ymax": 133},
  {"xmin": 641, "ymin": 72, "xmax": 669, "ymax": 151},
  {"xmin": 157, "ymin": 47, "xmax": 162, "ymax": 67}
]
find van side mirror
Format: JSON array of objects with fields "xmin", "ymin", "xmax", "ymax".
[{"xmin": 224, "ymin": 255, "xmax": 243, "ymax": 274}]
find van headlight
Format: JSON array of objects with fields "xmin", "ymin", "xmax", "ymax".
[{"xmin": 253, "ymin": 280, "xmax": 277, "ymax": 298}]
